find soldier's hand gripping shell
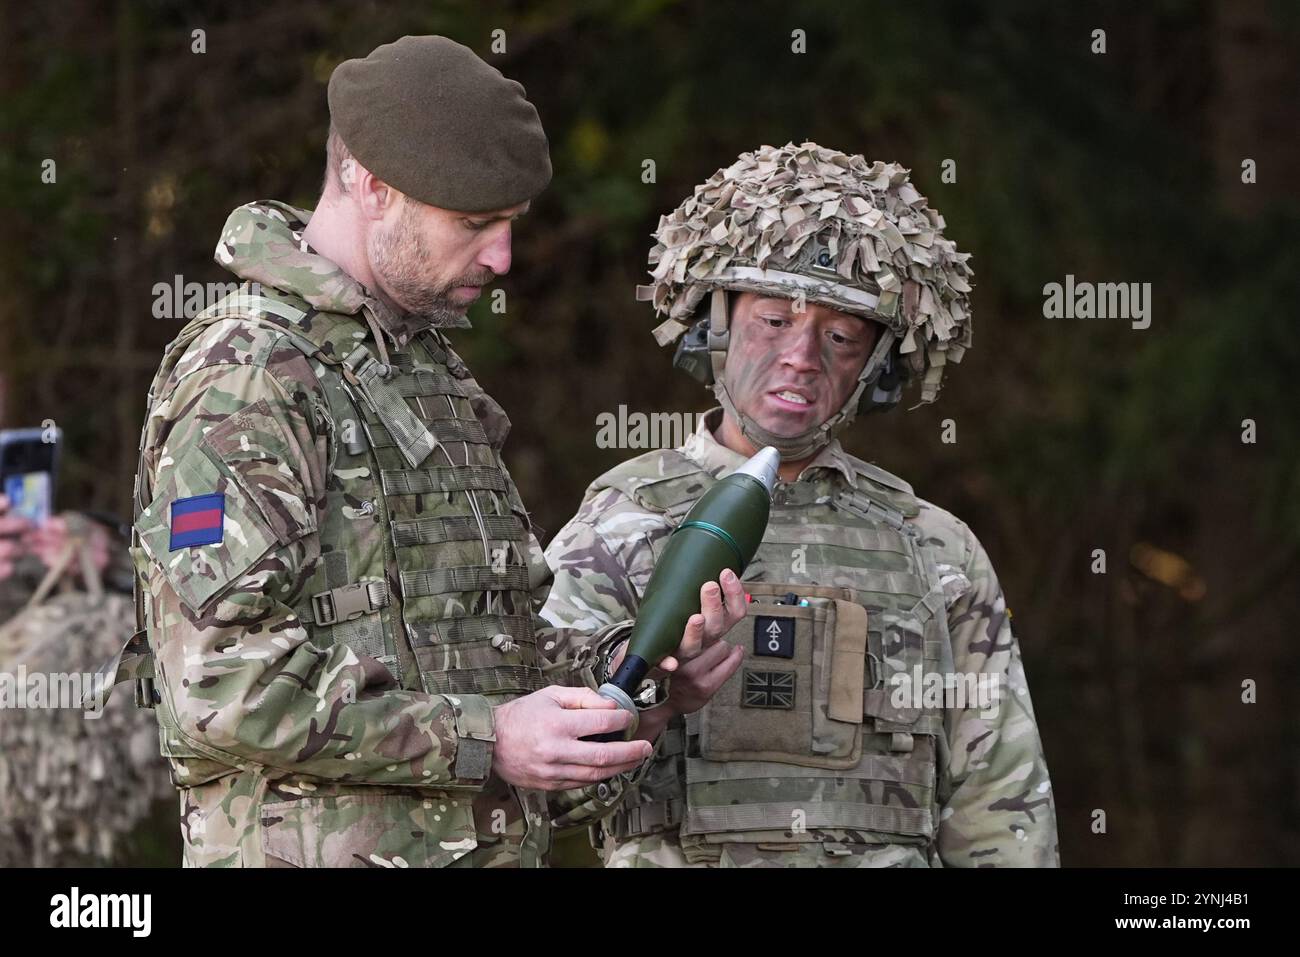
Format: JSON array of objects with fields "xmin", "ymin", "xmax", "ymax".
[{"xmin": 489, "ymin": 685, "xmax": 655, "ymax": 791}]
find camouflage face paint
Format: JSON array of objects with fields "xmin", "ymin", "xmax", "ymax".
[
  {"xmin": 641, "ymin": 143, "xmax": 974, "ymax": 410},
  {"xmin": 722, "ymin": 295, "xmax": 874, "ymax": 439}
]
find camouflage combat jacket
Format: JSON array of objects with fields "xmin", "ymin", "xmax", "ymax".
[
  {"xmin": 543, "ymin": 410, "xmax": 1060, "ymax": 867},
  {"xmin": 126, "ymin": 200, "xmax": 560, "ymax": 867}
]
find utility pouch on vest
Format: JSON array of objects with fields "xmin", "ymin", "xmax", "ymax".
[
  {"xmin": 680, "ymin": 579, "xmax": 941, "ymax": 843},
  {"xmin": 693, "ymin": 582, "xmax": 867, "ymax": 771},
  {"xmin": 862, "ymin": 583, "xmax": 949, "ymax": 739}
]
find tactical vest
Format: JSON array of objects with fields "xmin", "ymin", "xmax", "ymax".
[
  {"xmin": 127, "ymin": 287, "xmax": 546, "ymax": 781},
  {"xmin": 594, "ymin": 450, "xmax": 955, "ymax": 856}
]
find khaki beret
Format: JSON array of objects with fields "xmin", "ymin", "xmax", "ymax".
[{"xmin": 328, "ymin": 35, "xmax": 551, "ymax": 212}]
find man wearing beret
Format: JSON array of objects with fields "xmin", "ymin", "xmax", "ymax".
[{"xmin": 117, "ymin": 35, "xmax": 744, "ymax": 867}]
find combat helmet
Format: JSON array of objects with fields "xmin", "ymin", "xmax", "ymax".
[{"xmin": 638, "ymin": 141, "xmax": 974, "ymax": 459}]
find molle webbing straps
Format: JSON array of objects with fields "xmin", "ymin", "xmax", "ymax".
[
  {"xmin": 392, "ymin": 369, "xmax": 467, "ymax": 397},
  {"xmin": 367, "ymin": 419, "xmax": 487, "ymax": 448},
  {"xmin": 427, "ymin": 667, "xmax": 546, "ymax": 697},
  {"xmin": 392, "ymin": 514, "xmax": 524, "ymax": 547},
  {"xmin": 400, "ymin": 565, "xmax": 531, "ymax": 597},
  {"xmin": 342, "ymin": 345, "xmax": 439, "ymax": 469},
  {"xmin": 380, "ymin": 466, "xmax": 506, "ymax": 495},
  {"xmin": 407, "ymin": 613, "xmax": 534, "ymax": 648}
]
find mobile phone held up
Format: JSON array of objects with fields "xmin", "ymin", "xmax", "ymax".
[{"xmin": 0, "ymin": 426, "xmax": 62, "ymax": 524}]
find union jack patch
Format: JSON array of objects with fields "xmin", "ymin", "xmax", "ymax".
[{"xmin": 742, "ymin": 669, "xmax": 796, "ymax": 709}]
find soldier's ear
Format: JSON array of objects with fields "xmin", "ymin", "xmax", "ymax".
[{"xmin": 353, "ymin": 166, "xmax": 398, "ymax": 221}]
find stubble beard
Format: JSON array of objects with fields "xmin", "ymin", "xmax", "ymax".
[{"xmin": 369, "ymin": 201, "xmax": 484, "ymax": 324}]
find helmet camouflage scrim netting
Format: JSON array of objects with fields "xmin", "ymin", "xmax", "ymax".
[{"xmin": 637, "ymin": 141, "xmax": 973, "ymax": 458}]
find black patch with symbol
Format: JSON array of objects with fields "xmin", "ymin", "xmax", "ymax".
[
  {"xmin": 754, "ymin": 615, "xmax": 794, "ymax": 658},
  {"xmin": 742, "ymin": 669, "xmax": 796, "ymax": 709}
]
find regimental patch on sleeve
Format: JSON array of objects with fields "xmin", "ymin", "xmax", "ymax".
[
  {"xmin": 742, "ymin": 669, "xmax": 796, "ymax": 709},
  {"xmin": 169, "ymin": 493, "xmax": 225, "ymax": 550}
]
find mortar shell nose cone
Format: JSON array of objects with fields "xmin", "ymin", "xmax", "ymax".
[{"xmin": 733, "ymin": 446, "xmax": 781, "ymax": 494}]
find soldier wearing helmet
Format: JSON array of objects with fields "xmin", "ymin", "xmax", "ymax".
[{"xmin": 543, "ymin": 142, "xmax": 1059, "ymax": 867}]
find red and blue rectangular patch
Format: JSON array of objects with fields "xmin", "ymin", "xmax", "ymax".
[{"xmin": 169, "ymin": 493, "xmax": 225, "ymax": 550}]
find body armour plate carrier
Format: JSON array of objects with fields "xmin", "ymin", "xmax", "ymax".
[
  {"xmin": 129, "ymin": 288, "xmax": 545, "ymax": 784},
  {"xmin": 594, "ymin": 451, "xmax": 955, "ymax": 851}
]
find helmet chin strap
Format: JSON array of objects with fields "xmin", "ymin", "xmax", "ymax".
[
  {"xmin": 706, "ymin": 288, "xmax": 831, "ymax": 462},
  {"xmin": 713, "ymin": 377, "xmax": 831, "ymax": 461}
]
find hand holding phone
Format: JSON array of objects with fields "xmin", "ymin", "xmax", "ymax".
[
  {"xmin": 0, "ymin": 427, "xmax": 60, "ymax": 525},
  {"xmin": 0, "ymin": 493, "xmax": 32, "ymax": 580}
]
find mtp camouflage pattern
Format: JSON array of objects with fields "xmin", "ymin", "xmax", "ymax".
[
  {"xmin": 543, "ymin": 410, "xmax": 1059, "ymax": 868},
  {"xmin": 124, "ymin": 200, "xmax": 582, "ymax": 867}
]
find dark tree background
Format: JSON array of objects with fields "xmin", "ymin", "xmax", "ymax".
[{"xmin": 2, "ymin": 0, "xmax": 1297, "ymax": 866}]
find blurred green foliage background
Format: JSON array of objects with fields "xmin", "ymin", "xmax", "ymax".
[{"xmin": 1, "ymin": 0, "xmax": 1297, "ymax": 866}]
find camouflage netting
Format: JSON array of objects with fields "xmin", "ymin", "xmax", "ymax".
[
  {"xmin": 0, "ymin": 548, "xmax": 171, "ymax": 867},
  {"xmin": 638, "ymin": 141, "xmax": 974, "ymax": 404}
]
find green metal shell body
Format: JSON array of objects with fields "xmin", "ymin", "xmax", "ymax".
[{"xmin": 620, "ymin": 473, "xmax": 770, "ymax": 674}]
